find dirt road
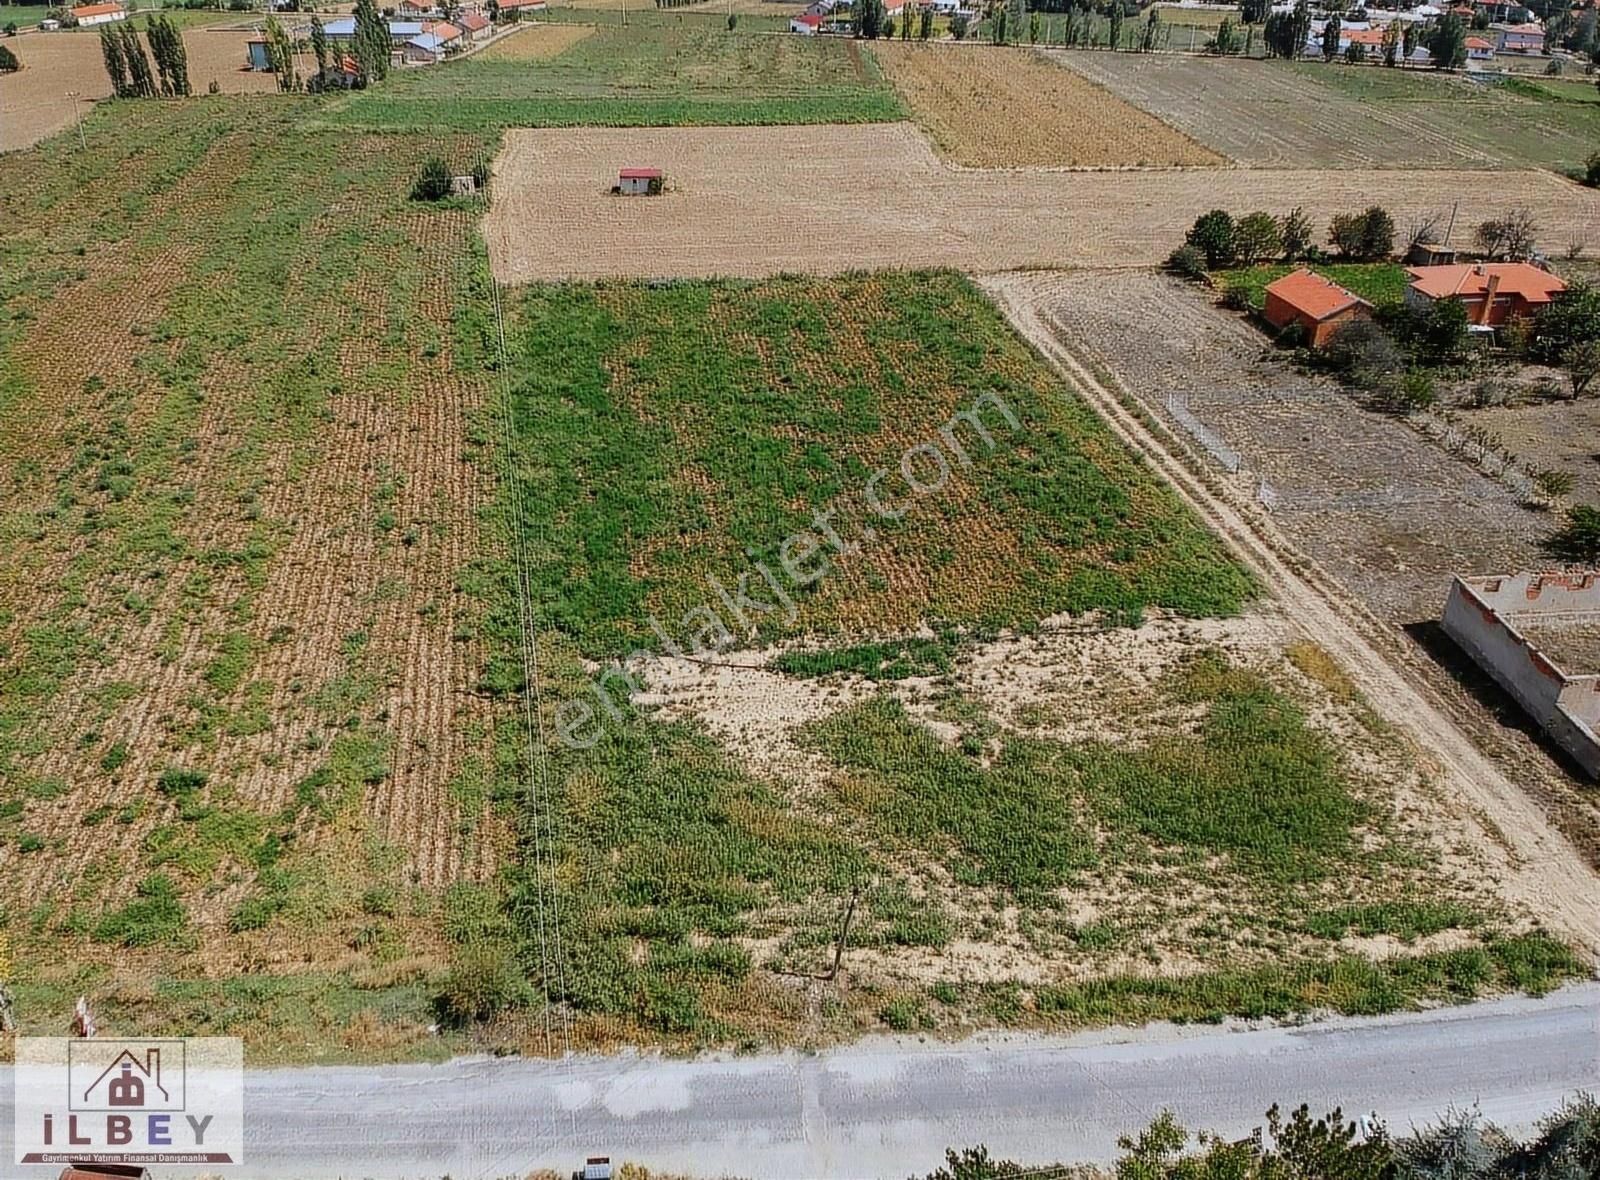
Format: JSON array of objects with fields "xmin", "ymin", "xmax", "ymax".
[{"xmin": 980, "ymin": 271, "xmax": 1600, "ymax": 956}]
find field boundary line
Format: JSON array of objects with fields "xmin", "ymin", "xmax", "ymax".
[{"xmin": 979, "ymin": 271, "xmax": 1600, "ymax": 957}]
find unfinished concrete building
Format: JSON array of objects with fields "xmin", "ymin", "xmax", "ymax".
[{"xmin": 1442, "ymin": 572, "xmax": 1600, "ymax": 778}]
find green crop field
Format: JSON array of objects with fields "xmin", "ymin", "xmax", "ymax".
[{"xmin": 329, "ymin": 23, "xmax": 902, "ymax": 130}]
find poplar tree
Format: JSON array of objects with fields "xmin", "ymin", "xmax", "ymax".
[
  {"xmin": 353, "ymin": 0, "xmax": 389, "ymax": 81},
  {"xmin": 99, "ymin": 23, "xmax": 130, "ymax": 96},
  {"xmin": 120, "ymin": 23, "xmax": 155, "ymax": 97},
  {"xmin": 310, "ymin": 13, "xmax": 328, "ymax": 78}
]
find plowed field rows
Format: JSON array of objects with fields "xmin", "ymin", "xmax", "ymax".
[{"xmin": 872, "ymin": 43, "xmax": 1221, "ymax": 168}]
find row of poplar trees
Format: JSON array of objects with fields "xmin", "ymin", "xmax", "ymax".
[{"xmin": 98, "ymin": 15, "xmax": 189, "ymax": 99}]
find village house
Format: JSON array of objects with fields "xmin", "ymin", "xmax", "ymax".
[
  {"xmin": 320, "ymin": 17, "xmax": 426, "ymax": 45},
  {"xmin": 1491, "ymin": 20, "xmax": 1544, "ymax": 52},
  {"xmin": 397, "ymin": 0, "xmax": 440, "ymax": 16},
  {"xmin": 70, "ymin": 1, "xmax": 126, "ymax": 26},
  {"xmin": 1405, "ymin": 263, "xmax": 1566, "ymax": 326},
  {"xmin": 1262, "ymin": 268, "xmax": 1374, "ymax": 348},
  {"xmin": 457, "ymin": 11, "xmax": 492, "ymax": 39},
  {"xmin": 1464, "ymin": 34, "xmax": 1495, "ymax": 59},
  {"xmin": 496, "ymin": 0, "xmax": 550, "ymax": 18},
  {"xmin": 790, "ymin": 12, "xmax": 823, "ymax": 31}
]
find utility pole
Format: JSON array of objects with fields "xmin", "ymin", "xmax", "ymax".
[{"xmin": 66, "ymin": 91, "xmax": 86, "ymax": 150}]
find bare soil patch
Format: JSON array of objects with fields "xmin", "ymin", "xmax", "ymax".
[
  {"xmin": 980, "ymin": 269, "xmax": 1600, "ymax": 948},
  {"xmin": 483, "ymin": 123, "xmax": 1600, "ymax": 282},
  {"xmin": 0, "ymin": 28, "xmax": 278, "ymax": 153},
  {"xmin": 871, "ymin": 43, "xmax": 1221, "ymax": 169},
  {"xmin": 474, "ymin": 21, "xmax": 594, "ymax": 59}
]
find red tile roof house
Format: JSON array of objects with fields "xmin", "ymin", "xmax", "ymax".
[
  {"xmin": 1262, "ymin": 268, "xmax": 1374, "ymax": 348},
  {"xmin": 70, "ymin": 1, "xmax": 126, "ymax": 25},
  {"xmin": 1404, "ymin": 262, "xmax": 1566, "ymax": 327},
  {"xmin": 497, "ymin": 0, "xmax": 548, "ymax": 16}
]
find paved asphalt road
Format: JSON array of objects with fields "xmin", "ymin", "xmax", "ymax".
[{"xmin": 5, "ymin": 984, "xmax": 1597, "ymax": 1179}]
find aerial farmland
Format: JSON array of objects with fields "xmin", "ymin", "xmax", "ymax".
[{"xmin": 2, "ymin": 0, "xmax": 1599, "ymax": 1115}]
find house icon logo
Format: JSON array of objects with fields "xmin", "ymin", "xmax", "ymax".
[{"xmin": 68, "ymin": 1040, "xmax": 186, "ymax": 1113}]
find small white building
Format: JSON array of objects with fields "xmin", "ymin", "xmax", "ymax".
[
  {"xmin": 70, "ymin": 2, "xmax": 127, "ymax": 26},
  {"xmin": 617, "ymin": 167, "xmax": 662, "ymax": 195}
]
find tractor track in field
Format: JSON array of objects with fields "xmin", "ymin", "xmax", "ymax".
[{"xmin": 980, "ymin": 270, "xmax": 1600, "ymax": 958}]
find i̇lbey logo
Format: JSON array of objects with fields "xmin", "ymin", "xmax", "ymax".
[{"xmin": 14, "ymin": 1037, "xmax": 243, "ymax": 1167}]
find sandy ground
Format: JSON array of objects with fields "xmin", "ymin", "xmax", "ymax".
[
  {"xmin": 483, "ymin": 123, "xmax": 1600, "ymax": 282},
  {"xmin": 979, "ymin": 269, "xmax": 1600, "ymax": 958},
  {"xmin": 0, "ymin": 26, "xmax": 276, "ymax": 153}
]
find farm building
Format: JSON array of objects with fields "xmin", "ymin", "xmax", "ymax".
[
  {"xmin": 398, "ymin": 0, "xmax": 439, "ymax": 15},
  {"xmin": 70, "ymin": 2, "xmax": 126, "ymax": 25},
  {"xmin": 791, "ymin": 13, "xmax": 822, "ymax": 32},
  {"xmin": 245, "ymin": 35, "xmax": 270, "ymax": 70},
  {"xmin": 1262, "ymin": 268, "xmax": 1373, "ymax": 348},
  {"xmin": 404, "ymin": 20, "xmax": 461, "ymax": 61},
  {"xmin": 1465, "ymin": 34, "xmax": 1495, "ymax": 58},
  {"xmin": 457, "ymin": 11, "xmax": 491, "ymax": 38},
  {"xmin": 617, "ymin": 167, "xmax": 663, "ymax": 195},
  {"xmin": 498, "ymin": 0, "xmax": 550, "ymax": 16},
  {"xmin": 1404, "ymin": 262, "xmax": 1565, "ymax": 326},
  {"xmin": 319, "ymin": 17, "xmax": 424, "ymax": 44}
]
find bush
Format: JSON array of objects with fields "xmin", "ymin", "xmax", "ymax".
[
  {"xmin": 1534, "ymin": 469, "xmax": 1575, "ymax": 499},
  {"xmin": 1166, "ymin": 242, "xmax": 1208, "ymax": 280},
  {"xmin": 1185, "ymin": 209, "xmax": 1237, "ymax": 268},
  {"xmin": 1279, "ymin": 206, "xmax": 1313, "ymax": 261},
  {"xmin": 1542, "ymin": 505, "xmax": 1600, "ymax": 563},
  {"xmin": 410, "ymin": 156, "xmax": 452, "ymax": 202},
  {"xmin": 435, "ymin": 945, "xmax": 532, "ymax": 1025},
  {"xmin": 0, "ymin": 44, "xmax": 17, "ymax": 71},
  {"xmin": 95, "ymin": 874, "xmax": 188, "ymax": 947},
  {"xmin": 1586, "ymin": 152, "xmax": 1600, "ymax": 189},
  {"xmin": 948, "ymin": 11, "xmax": 968, "ymax": 37},
  {"xmin": 2, "ymin": 21, "xmax": 17, "ymax": 36},
  {"xmin": 1324, "ymin": 319, "xmax": 1402, "ymax": 389},
  {"xmin": 1233, "ymin": 211, "xmax": 1282, "ymax": 266}
]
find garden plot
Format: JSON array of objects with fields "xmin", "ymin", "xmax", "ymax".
[
  {"xmin": 871, "ymin": 43, "xmax": 1221, "ymax": 169},
  {"xmin": 483, "ymin": 123, "xmax": 1600, "ymax": 282},
  {"xmin": 1052, "ymin": 52, "xmax": 1600, "ymax": 173}
]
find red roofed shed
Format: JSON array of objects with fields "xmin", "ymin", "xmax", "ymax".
[
  {"xmin": 618, "ymin": 167, "xmax": 664, "ymax": 195},
  {"xmin": 1262, "ymin": 268, "xmax": 1373, "ymax": 348}
]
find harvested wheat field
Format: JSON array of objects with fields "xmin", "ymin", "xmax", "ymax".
[
  {"xmin": 474, "ymin": 21, "xmax": 594, "ymax": 59},
  {"xmin": 1053, "ymin": 51, "xmax": 1600, "ymax": 172},
  {"xmin": 0, "ymin": 28, "xmax": 277, "ymax": 153},
  {"xmin": 483, "ymin": 123, "xmax": 1600, "ymax": 281},
  {"xmin": 872, "ymin": 43, "xmax": 1221, "ymax": 168}
]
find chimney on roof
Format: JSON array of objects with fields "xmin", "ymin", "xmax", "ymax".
[{"xmin": 1479, "ymin": 271, "xmax": 1500, "ymax": 325}]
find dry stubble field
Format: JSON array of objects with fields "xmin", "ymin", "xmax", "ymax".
[
  {"xmin": 0, "ymin": 28, "xmax": 277, "ymax": 153},
  {"xmin": 483, "ymin": 123, "xmax": 1600, "ymax": 281},
  {"xmin": 473, "ymin": 22, "xmax": 596, "ymax": 60},
  {"xmin": 871, "ymin": 43, "xmax": 1221, "ymax": 169}
]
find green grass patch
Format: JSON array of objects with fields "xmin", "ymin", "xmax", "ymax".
[
  {"xmin": 1306, "ymin": 901, "xmax": 1481, "ymax": 942},
  {"xmin": 1218, "ymin": 262, "xmax": 1410, "ymax": 312},
  {"xmin": 496, "ymin": 271, "xmax": 1251, "ymax": 664},
  {"xmin": 330, "ymin": 24, "xmax": 901, "ymax": 131},
  {"xmin": 772, "ymin": 634, "xmax": 956, "ymax": 681}
]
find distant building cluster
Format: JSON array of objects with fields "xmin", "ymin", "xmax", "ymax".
[
  {"xmin": 244, "ymin": 0, "xmax": 537, "ymax": 71},
  {"xmin": 1289, "ymin": 0, "xmax": 1546, "ymax": 65}
]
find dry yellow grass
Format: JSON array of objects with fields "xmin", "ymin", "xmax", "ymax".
[
  {"xmin": 872, "ymin": 42, "xmax": 1223, "ymax": 169},
  {"xmin": 0, "ymin": 27, "xmax": 277, "ymax": 153},
  {"xmin": 474, "ymin": 21, "xmax": 595, "ymax": 59},
  {"xmin": 484, "ymin": 123, "xmax": 1600, "ymax": 282}
]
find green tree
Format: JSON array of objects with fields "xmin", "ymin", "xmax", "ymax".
[
  {"xmin": 1344, "ymin": 38, "xmax": 1365, "ymax": 61},
  {"xmin": 1566, "ymin": 340, "xmax": 1600, "ymax": 398},
  {"xmin": 263, "ymin": 14, "xmax": 298, "ymax": 92},
  {"xmin": 993, "ymin": 5, "xmax": 1007, "ymax": 42},
  {"xmin": 1402, "ymin": 18, "xmax": 1419, "ymax": 57},
  {"xmin": 1279, "ymin": 206, "xmax": 1312, "ymax": 260},
  {"xmin": 99, "ymin": 23, "xmax": 129, "ymax": 94},
  {"xmin": 948, "ymin": 10, "xmax": 968, "ymax": 38},
  {"xmin": 118, "ymin": 23, "xmax": 155, "ymax": 97},
  {"xmin": 1241, "ymin": 0, "xmax": 1267, "ymax": 24},
  {"xmin": 1140, "ymin": 5, "xmax": 1159, "ymax": 50},
  {"xmin": 1207, "ymin": 15, "xmax": 1241, "ymax": 52},
  {"xmin": 1233, "ymin": 211, "xmax": 1282, "ymax": 264},
  {"xmin": 1534, "ymin": 282, "xmax": 1600, "ymax": 363},
  {"xmin": 353, "ymin": 0, "xmax": 389, "ymax": 81},
  {"xmin": 1186, "ymin": 209, "xmax": 1237, "ymax": 267},
  {"xmin": 919, "ymin": 6, "xmax": 932, "ymax": 37},
  {"xmin": 1382, "ymin": 17, "xmax": 1399, "ymax": 63},
  {"xmin": 310, "ymin": 13, "xmax": 328, "ymax": 76},
  {"xmin": 1323, "ymin": 12, "xmax": 1340, "ymax": 57},
  {"xmin": 1107, "ymin": 0, "xmax": 1122, "ymax": 47},
  {"xmin": 910, "ymin": 1146, "xmax": 1032, "ymax": 1180},
  {"xmin": 1426, "ymin": 13, "xmax": 1466, "ymax": 67},
  {"xmin": 0, "ymin": 42, "xmax": 15, "ymax": 71},
  {"xmin": 1329, "ymin": 206, "xmax": 1393, "ymax": 259}
]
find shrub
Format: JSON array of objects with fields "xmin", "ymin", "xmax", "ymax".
[
  {"xmin": 1276, "ymin": 320, "xmax": 1307, "ymax": 349},
  {"xmin": 1542, "ymin": 505, "xmax": 1600, "ymax": 563},
  {"xmin": 1279, "ymin": 206, "xmax": 1313, "ymax": 260},
  {"xmin": 726, "ymin": 10, "xmax": 737, "ymax": 28},
  {"xmin": 948, "ymin": 11, "xmax": 968, "ymax": 37},
  {"xmin": 1474, "ymin": 208, "xmax": 1537, "ymax": 261},
  {"xmin": 1166, "ymin": 242, "xmax": 1208, "ymax": 280},
  {"xmin": 410, "ymin": 156, "xmax": 451, "ymax": 202},
  {"xmin": 1330, "ymin": 206, "xmax": 1394, "ymax": 259},
  {"xmin": 1324, "ymin": 319, "xmax": 1403, "ymax": 389},
  {"xmin": 1534, "ymin": 469, "xmax": 1575, "ymax": 499},
  {"xmin": 0, "ymin": 44, "xmax": 17, "ymax": 71},
  {"xmin": 1185, "ymin": 209, "xmax": 1237, "ymax": 268},
  {"xmin": 95, "ymin": 874, "xmax": 188, "ymax": 946},
  {"xmin": 1586, "ymin": 152, "xmax": 1600, "ymax": 189},
  {"xmin": 435, "ymin": 946, "xmax": 531, "ymax": 1025},
  {"xmin": 3, "ymin": 21, "xmax": 17, "ymax": 36}
]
